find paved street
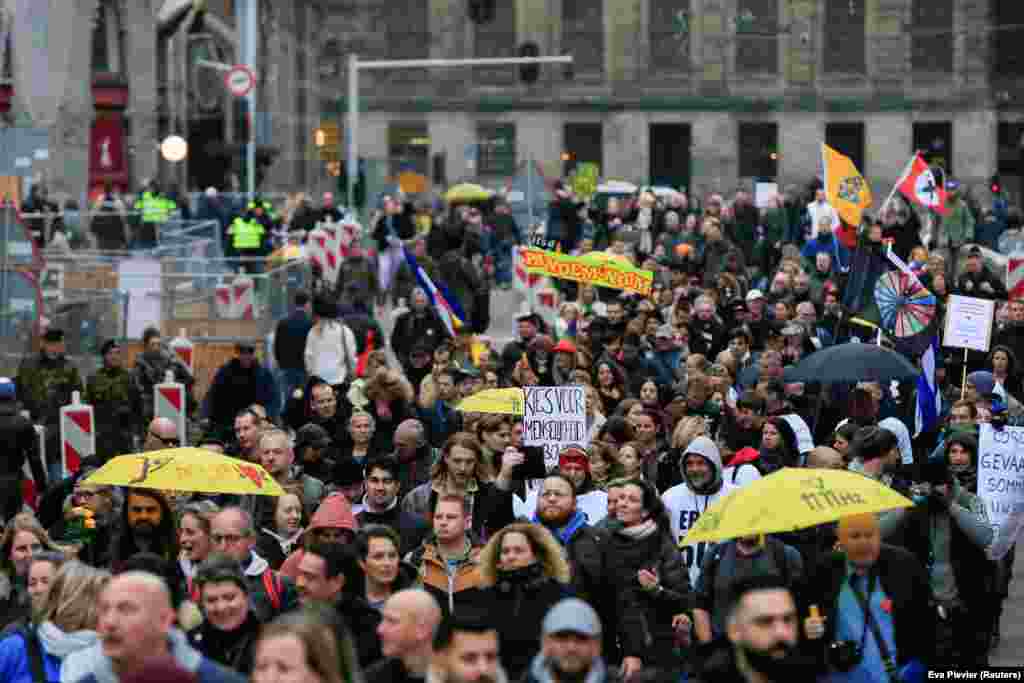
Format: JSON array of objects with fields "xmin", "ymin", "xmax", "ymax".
[{"xmin": 993, "ymin": 544, "xmax": 1023, "ymax": 666}]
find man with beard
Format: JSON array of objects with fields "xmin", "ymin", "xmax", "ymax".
[
  {"xmin": 429, "ymin": 615, "xmax": 507, "ymax": 683},
  {"xmin": 692, "ymin": 574, "xmax": 809, "ymax": 683},
  {"xmin": 522, "ymin": 598, "xmax": 619, "ymax": 683},
  {"xmin": 662, "ymin": 437, "xmax": 737, "ymax": 590},
  {"xmin": 392, "ymin": 287, "xmax": 450, "ymax": 375},
  {"xmin": 393, "ymin": 419, "xmax": 436, "ymax": 493},
  {"xmin": 688, "ymin": 295, "xmax": 726, "ymax": 359},
  {"xmin": 230, "ymin": 408, "xmax": 263, "ymax": 461},
  {"xmin": 110, "ymin": 489, "xmax": 179, "ymax": 572},
  {"xmin": 258, "ymin": 429, "xmax": 325, "ymax": 512},
  {"xmin": 86, "ymin": 340, "xmax": 140, "ymax": 460}
]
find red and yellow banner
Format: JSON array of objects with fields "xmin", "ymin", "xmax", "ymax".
[{"xmin": 520, "ymin": 248, "xmax": 654, "ymax": 296}]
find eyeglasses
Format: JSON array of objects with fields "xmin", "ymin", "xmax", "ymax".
[{"xmin": 148, "ymin": 432, "xmax": 180, "ymax": 447}]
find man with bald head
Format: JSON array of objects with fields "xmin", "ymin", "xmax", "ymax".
[
  {"xmin": 803, "ymin": 513, "xmax": 933, "ymax": 678},
  {"xmin": 393, "ymin": 418, "xmax": 436, "ymax": 492},
  {"xmin": 144, "ymin": 416, "xmax": 180, "ymax": 451},
  {"xmin": 65, "ymin": 572, "xmax": 244, "ymax": 683},
  {"xmin": 805, "ymin": 446, "xmax": 844, "ymax": 470},
  {"xmin": 366, "ymin": 589, "xmax": 442, "ymax": 683}
]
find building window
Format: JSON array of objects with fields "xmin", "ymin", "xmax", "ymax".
[
  {"xmin": 649, "ymin": 0, "xmax": 690, "ymax": 74},
  {"xmin": 563, "ymin": 123, "xmax": 603, "ymax": 176},
  {"xmin": 474, "ymin": 2, "xmax": 516, "ymax": 84},
  {"xmin": 735, "ymin": 0, "xmax": 778, "ymax": 75},
  {"xmin": 476, "ymin": 123, "xmax": 516, "ymax": 176},
  {"xmin": 385, "ymin": 1, "xmax": 429, "ymax": 63},
  {"xmin": 823, "ymin": 0, "xmax": 865, "ymax": 74},
  {"xmin": 562, "ymin": 0, "xmax": 604, "ymax": 77},
  {"xmin": 319, "ymin": 40, "xmax": 342, "ymax": 80},
  {"xmin": 738, "ymin": 123, "xmax": 778, "ymax": 178},
  {"xmin": 994, "ymin": 0, "xmax": 1024, "ymax": 77},
  {"xmin": 913, "ymin": 122, "xmax": 952, "ymax": 180},
  {"xmin": 388, "ymin": 123, "xmax": 430, "ymax": 180},
  {"xmin": 911, "ymin": 0, "xmax": 952, "ymax": 72},
  {"xmin": 92, "ymin": 2, "xmax": 122, "ymax": 74},
  {"xmin": 826, "ymin": 122, "xmax": 866, "ymax": 175}
]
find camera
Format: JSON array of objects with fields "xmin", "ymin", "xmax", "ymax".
[{"xmin": 828, "ymin": 640, "xmax": 863, "ymax": 672}]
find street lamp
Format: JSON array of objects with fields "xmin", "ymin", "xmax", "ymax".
[{"xmin": 161, "ymin": 135, "xmax": 189, "ymax": 163}]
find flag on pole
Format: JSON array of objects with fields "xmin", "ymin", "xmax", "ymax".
[
  {"xmin": 403, "ymin": 247, "xmax": 465, "ymax": 337},
  {"xmin": 895, "ymin": 153, "xmax": 949, "ymax": 215},
  {"xmin": 915, "ymin": 336, "xmax": 942, "ymax": 436},
  {"xmin": 822, "ymin": 144, "xmax": 873, "ymax": 227}
]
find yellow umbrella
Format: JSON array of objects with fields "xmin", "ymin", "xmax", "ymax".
[
  {"xmin": 682, "ymin": 468, "xmax": 913, "ymax": 545},
  {"xmin": 82, "ymin": 448, "xmax": 285, "ymax": 496},
  {"xmin": 455, "ymin": 388, "xmax": 525, "ymax": 416},
  {"xmin": 444, "ymin": 183, "xmax": 494, "ymax": 203}
]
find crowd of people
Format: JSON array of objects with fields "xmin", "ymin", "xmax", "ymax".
[{"xmin": 0, "ymin": 175, "xmax": 1021, "ymax": 683}]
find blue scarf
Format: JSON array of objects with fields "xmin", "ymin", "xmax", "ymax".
[{"xmin": 536, "ymin": 509, "xmax": 588, "ymax": 546}]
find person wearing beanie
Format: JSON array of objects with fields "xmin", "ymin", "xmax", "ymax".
[
  {"xmin": 965, "ymin": 370, "xmax": 996, "ymax": 402},
  {"xmin": 522, "ymin": 598, "xmax": 616, "ymax": 683},
  {"xmin": 0, "ymin": 377, "xmax": 46, "ymax": 522}
]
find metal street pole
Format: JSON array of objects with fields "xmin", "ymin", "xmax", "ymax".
[
  {"xmin": 245, "ymin": 0, "xmax": 257, "ymax": 199},
  {"xmin": 345, "ymin": 54, "xmax": 572, "ymax": 215}
]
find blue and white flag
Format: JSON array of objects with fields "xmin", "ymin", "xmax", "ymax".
[
  {"xmin": 403, "ymin": 247, "xmax": 465, "ymax": 337},
  {"xmin": 915, "ymin": 336, "xmax": 941, "ymax": 436}
]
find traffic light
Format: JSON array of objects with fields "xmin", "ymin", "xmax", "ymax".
[
  {"xmin": 468, "ymin": 0, "xmax": 495, "ymax": 24},
  {"xmin": 991, "ymin": 175, "xmax": 1002, "ymax": 194},
  {"xmin": 519, "ymin": 42, "xmax": 540, "ymax": 84}
]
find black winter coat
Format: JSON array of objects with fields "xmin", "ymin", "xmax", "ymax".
[
  {"xmin": 803, "ymin": 545, "xmax": 933, "ymax": 669},
  {"xmin": 598, "ymin": 528, "xmax": 692, "ymax": 667},
  {"xmin": 478, "ymin": 568, "xmax": 572, "ymax": 680}
]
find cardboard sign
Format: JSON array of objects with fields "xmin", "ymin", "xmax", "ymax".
[
  {"xmin": 523, "ymin": 386, "xmax": 587, "ymax": 471},
  {"xmin": 978, "ymin": 424, "xmax": 1024, "ymax": 529},
  {"xmin": 943, "ymin": 294, "xmax": 995, "ymax": 353},
  {"xmin": 520, "ymin": 248, "xmax": 654, "ymax": 296}
]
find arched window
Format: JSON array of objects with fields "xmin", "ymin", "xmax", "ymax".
[{"xmin": 92, "ymin": 1, "xmax": 124, "ymax": 74}]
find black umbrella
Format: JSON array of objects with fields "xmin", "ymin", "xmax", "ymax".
[{"xmin": 783, "ymin": 342, "xmax": 918, "ymax": 384}]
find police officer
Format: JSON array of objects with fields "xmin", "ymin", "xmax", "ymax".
[
  {"xmin": 0, "ymin": 377, "xmax": 46, "ymax": 521},
  {"xmin": 85, "ymin": 340, "xmax": 140, "ymax": 460},
  {"xmin": 15, "ymin": 328, "xmax": 84, "ymax": 482},
  {"xmin": 137, "ymin": 180, "xmax": 174, "ymax": 247},
  {"xmin": 227, "ymin": 209, "xmax": 268, "ymax": 273}
]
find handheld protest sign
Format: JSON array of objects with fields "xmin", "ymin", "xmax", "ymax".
[
  {"xmin": 155, "ymin": 370, "xmax": 188, "ymax": 447},
  {"xmin": 522, "ymin": 385, "xmax": 588, "ymax": 471},
  {"xmin": 60, "ymin": 391, "xmax": 95, "ymax": 478}
]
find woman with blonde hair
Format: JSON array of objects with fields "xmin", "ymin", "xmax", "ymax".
[
  {"xmin": 477, "ymin": 523, "xmax": 571, "ymax": 679},
  {"xmin": 0, "ymin": 514, "xmax": 67, "ymax": 630},
  {"xmin": 0, "ymin": 561, "xmax": 110, "ymax": 683}
]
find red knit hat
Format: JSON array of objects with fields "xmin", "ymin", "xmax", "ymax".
[{"xmin": 558, "ymin": 446, "xmax": 590, "ymax": 473}]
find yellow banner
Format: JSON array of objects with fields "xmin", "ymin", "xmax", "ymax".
[
  {"xmin": 520, "ymin": 248, "xmax": 654, "ymax": 295},
  {"xmin": 822, "ymin": 143, "xmax": 872, "ymax": 227}
]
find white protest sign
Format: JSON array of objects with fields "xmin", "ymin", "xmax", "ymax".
[
  {"xmin": 754, "ymin": 182, "xmax": 779, "ymax": 209},
  {"xmin": 943, "ymin": 294, "xmax": 995, "ymax": 352},
  {"xmin": 523, "ymin": 385, "xmax": 587, "ymax": 471},
  {"xmin": 978, "ymin": 424, "xmax": 1024, "ymax": 529}
]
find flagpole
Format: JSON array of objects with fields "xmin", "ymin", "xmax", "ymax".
[{"xmin": 881, "ymin": 155, "xmax": 915, "ymax": 215}]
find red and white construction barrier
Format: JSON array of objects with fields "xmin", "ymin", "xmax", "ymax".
[
  {"xmin": 155, "ymin": 370, "xmax": 187, "ymax": 447},
  {"xmin": 170, "ymin": 328, "xmax": 195, "ymax": 375},
  {"xmin": 1008, "ymin": 254, "xmax": 1024, "ymax": 300},
  {"xmin": 59, "ymin": 391, "xmax": 95, "ymax": 478}
]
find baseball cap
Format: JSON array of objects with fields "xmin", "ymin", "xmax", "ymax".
[
  {"xmin": 746, "ymin": 289, "xmax": 765, "ymax": 302},
  {"xmin": 542, "ymin": 598, "xmax": 602, "ymax": 637}
]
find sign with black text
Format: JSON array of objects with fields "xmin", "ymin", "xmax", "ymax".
[{"xmin": 523, "ymin": 385, "xmax": 587, "ymax": 471}]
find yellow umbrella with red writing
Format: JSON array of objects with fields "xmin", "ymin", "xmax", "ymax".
[{"xmin": 82, "ymin": 448, "xmax": 285, "ymax": 496}]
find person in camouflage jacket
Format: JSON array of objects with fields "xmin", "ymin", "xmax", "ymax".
[
  {"xmin": 15, "ymin": 328, "xmax": 84, "ymax": 480},
  {"xmin": 85, "ymin": 340, "xmax": 141, "ymax": 460},
  {"xmin": 131, "ymin": 327, "xmax": 195, "ymax": 424}
]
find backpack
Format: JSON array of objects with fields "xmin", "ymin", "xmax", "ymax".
[
  {"xmin": 702, "ymin": 537, "xmax": 794, "ymax": 591},
  {"xmin": 188, "ymin": 569, "xmax": 283, "ymax": 611}
]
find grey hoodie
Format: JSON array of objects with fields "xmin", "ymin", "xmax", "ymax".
[
  {"xmin": 524, "ymin": 652, "xmax": 616, "ymax": 683},
  {"xmin": 61, "ymin": 629, "xmax": 200, "ymax": 683}
]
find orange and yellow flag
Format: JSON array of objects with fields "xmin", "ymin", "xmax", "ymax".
[{"xmin": 822, "ymin": 144, "xmax": 872, "ymax": 227}]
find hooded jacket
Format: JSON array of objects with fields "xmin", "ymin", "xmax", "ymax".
[
  {"xmin": 279, "ymin": 493, "xmax": 358, "ymax": 580},
  {"xmin": 0, "ymin": 621, "xmax": 99, "ymax": 683},
  {"xmin": 662, "ymin": 436, "xmax": 737, "ymax": 588},
  {"xmin": 522, "ymin": 652, "xmax": 621, "ymax": 683},
  {"xmin": 61, "ymin": 628, "xmax": 244, "ymax": 683}
]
